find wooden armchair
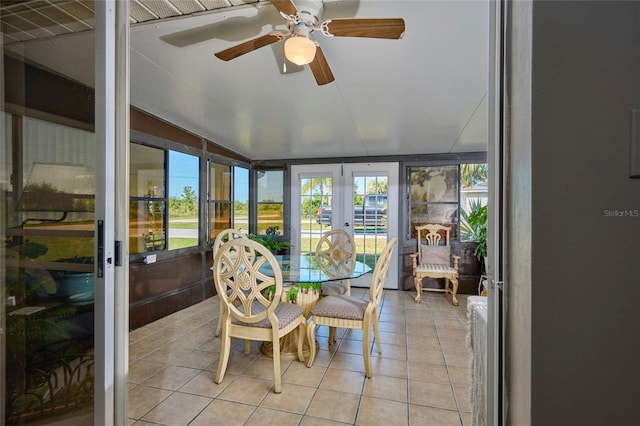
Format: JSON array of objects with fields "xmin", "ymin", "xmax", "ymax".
[{"xmin": 411, "ymin": 224, "xmax": 460, "ymax": 306}]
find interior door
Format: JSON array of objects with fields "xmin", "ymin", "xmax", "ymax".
[{"xmin": 290, "ymin": 163, "xmax": 398, "ymax": 289}]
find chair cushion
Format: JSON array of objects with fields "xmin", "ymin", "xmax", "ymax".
[
  {"xmin": 421, "ymin": 245, "xmax": 450, "ymax": 265},
  {"xmin": 232, "ymin": 302, "xmax": 304, "ymax": 329},
  {"xmin": 415, "ymin": 263, "xmax": 457, "ymax": 274},
  {"xmin": 311, "ymin": 295, "xmax": 368, "ymax": 321},
  {"xmin": 321, "ymin": 281, "xmax": 348, "ymax": 296}
]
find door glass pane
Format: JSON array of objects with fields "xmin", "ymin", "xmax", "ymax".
[
  {"xmin": 299, "ymin": 176, "xmax": 332, "ymax": 256},
  {"xmin": 352, "ymin": 174, "xmax": 388, "ymax": 270},
  {"xmin": 3, "ymin": 121, "xmax": 96, "ymax": 422}
]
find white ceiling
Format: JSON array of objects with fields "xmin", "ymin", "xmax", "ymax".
[{"xmin": 3, "ymin": 0, "xmax": 489, "ymax": 161}]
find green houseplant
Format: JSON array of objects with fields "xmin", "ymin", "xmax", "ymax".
[
  {"xmin": 248, "ymin": 226, "xmax": 291, "ymax": 254},
  {"xmin": 460, "ymin": 200, "xmax": 488, "ymax": 262}
]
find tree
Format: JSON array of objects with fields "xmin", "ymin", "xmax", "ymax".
[{"xmin": 460, "ymin": 164, "xmax": 488, "ymax": 188}]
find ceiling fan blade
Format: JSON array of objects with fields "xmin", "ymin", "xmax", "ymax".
[
  {"xmin": 322, "ymin": 18, "xmax": 405, "ymax": 39},
  {"xmin": 214, "ymin": 33, "xmax": 284, "ymax": 61},
  {"xmin": 308, "ymin": 47, "xmax": 335, "ymax": 86},
  {"xmin": 270, "ymin": 0, "xmax": 298, "ymax": 16}
]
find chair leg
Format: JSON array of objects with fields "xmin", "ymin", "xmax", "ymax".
[
  {"xmin": 329, "ymin": 326, "xmax": 337, "ymax": 344},
  {"xmin": 244, "ymin": 339, "xmax": 251, "ymax": 354},
  {"xmin": 344, "ymin": 279, "xmax": 351, "ymax": 296},
  {"xmin": 372, "ymin": 310, "xmax": 382, "ymax": 355},
  {"xmin": 414, "ymin": 276, "xmax": 422, "ymax": 303},
  {"xmin": 214, "ymin": 330, "xmax": 231, "ymax": 384},
  {"xmin": 215, "ymin": 300, "xmax": 224, "ymax": 337},
  {"xmin": 297, "ymin": 321, "xmax": 306, "ymax": 362},
  {"xmin": 306, "ymin": 320, "xmax": 317, "ymax": 367},
  {"xmin": 271, "ymin": 330, "xmax": 282, "ymax": 393},
  {"xmin": 362, "ymin": 323, "xmax": 372, "ymax": 378},
  {"xmin": 451, "ymin": 276, "xmax": 459, "ymax": 306}
]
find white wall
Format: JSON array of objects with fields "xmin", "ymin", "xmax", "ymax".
[{"xmin": 508, "ymin": 1, "xmax": 640, "ymax": 424}]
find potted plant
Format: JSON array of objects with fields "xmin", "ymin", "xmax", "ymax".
[
  {"xmin": 460, "ymin": 200, "xmax": 488, "ymax": 271},
  {"xmin": 248, "ymin": 226, "xmax": 291, "ymax": 254}
]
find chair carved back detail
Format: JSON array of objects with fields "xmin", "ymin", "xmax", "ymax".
[
  {"xmin": 315, "ymin": 229, "xmax": 356, "ymax": 280},
  {"xmin": 213, "ymin": 229, "xmax": 249, "ymax": 336}
]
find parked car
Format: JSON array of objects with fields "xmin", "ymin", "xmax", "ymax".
[{"xmin": 316, "ymin": 194, "xmax": 388, "ymax": 227}]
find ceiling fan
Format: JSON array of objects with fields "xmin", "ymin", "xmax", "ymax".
[{"xmin": 214, "ymin": 0, "xmax": 405, "ymax": 86}]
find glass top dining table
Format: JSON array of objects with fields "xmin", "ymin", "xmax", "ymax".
[{"xmin": 263, "ymin": 255, "xmax": 372, "ymax": 284}]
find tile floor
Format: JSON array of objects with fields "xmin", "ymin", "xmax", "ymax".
[{"xmin": 128, "ymin": 289, "xmax": 474, "ymax": 425}]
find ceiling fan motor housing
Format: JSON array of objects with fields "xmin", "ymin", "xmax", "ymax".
[{"xmin": 294, "ymin": 0, "xmax": 324, "ymax": 26}]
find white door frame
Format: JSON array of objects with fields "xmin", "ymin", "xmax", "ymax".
[
  {"xmin": 290, "ymin": 163, "xmax": 399, "ymax": 289},
  {"xmin": 95, "ymin": 1, "xmax": 129, "ymax": 424}
]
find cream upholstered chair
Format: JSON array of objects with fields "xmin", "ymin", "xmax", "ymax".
[
  {"xmin": 315, "ymin": 229, "xmax": 356, "ymax": 297},
  {"xmin": 213, "ymin": 237, "xmax": 306, "ymax": 393},
  {"xmin": 306, "ymin": 237, "xmax": 397, "ymax": 378},
  {"xmin": 213, "ymin": 229, "xmax": 248, "ymax": 337},
  {"xmin": 411, "ymin": 224, "xmax": 460, "ymax": 306}
]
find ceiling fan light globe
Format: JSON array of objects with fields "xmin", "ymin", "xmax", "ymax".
[{"xmin": 284, "ymin": 36, "xmax": 317, "ymax": 65}]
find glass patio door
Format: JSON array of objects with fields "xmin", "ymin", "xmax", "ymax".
[
  {"xmin": 1, "ymin": 2, "xmax": 127, "ymax": 424},
  {"xmin": 291, "ymin": 163, "xmax": 398, "ymax": 289}
]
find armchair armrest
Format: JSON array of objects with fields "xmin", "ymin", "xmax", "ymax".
[
  {"xmin": 451, "ymin": 254, "xmax": 460, "ymax": 271},
  {"xmin": 410, "ymin": 252, "xmax": 419, "ymax": 270}
]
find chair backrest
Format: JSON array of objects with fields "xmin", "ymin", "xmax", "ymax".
[
  {"xmin": 415, "ymin": 224, "xmax": 451, "ymax": 265},
  {"xmin": 315, "ymin": 229, "xmax": 356, "ymax": 279},
  {"xmin": 213, "ymin": 238, "xmax": 283, "ymax": 325},
  {"xmin": 368, "ymin": 237, "xmax": 398, "ymax": 307},
  {"xmin": 213, "ymin": 228, "xmax": 247, "ymax": 253}
]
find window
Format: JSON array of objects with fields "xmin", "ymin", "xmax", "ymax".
[
  {"xmin": 130, "ymin": 144, "xmax": 200, "ymax": 253},
  {"xmin": 208, "ymin": 162, "xmax": 232, "ymax": 241},
  {"xmin": 233, "ymin": 166, "xmax": 249, "ymax": 233},
  {"xmin": 168, "ymin": 151, "xmax": 199, "ymax": 250},
  {"xmin": 130, "ymin": 143, "xmax": 165, "ymax": 253},
  {"xmin": 257, "ymin": 170, "xmax": 284, "ymax": 234},
  {"xmin": 408, "ymin": 165, "xmax": 459, "ymax": 239}
]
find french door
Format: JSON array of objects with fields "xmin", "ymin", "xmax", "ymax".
[{"xmin": 290, "ymin": 163, "xmax": 398, "ymax": 289}]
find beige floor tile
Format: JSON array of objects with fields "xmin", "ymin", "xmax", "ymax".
[
  {"xmin": 410, "ymin": 404, "xmax": 462, "ymax": 425},
  {"xmin": 374, "ymin": 342, "xmax": 407, "ymax": 360},
  {"xmin": 299, "ymin": 415, "xmax": 351, "ymax": 425},
  {"xmin": 409, "ymin": 380, "xmax": 457, "ymax": 410},
  {"xmin": 245, "ymin": 407, "xmax": 303, "ymax": 426},
  {"xmin": 328, "ymin": 352, "xmax": 367, "ymax": 373},
  {"xmin": 407, "ymin": 347, "xmax": 445, "ymax": 365},
  {"xmin": 362, "ymin": 374, "xmax": 408, "ymax": 402},
  {"xmin": 377, "ymin": 330, "xmax": 408, "ymax": 345},
  {"xmin": 128, "ymin": 359, "xmax": 166, "ymax": 384},
  {"xmin": 141, "ymin": 392, "xmax": 211, "ymax": 425},
  {"xmin": 260, "ymin": 383, "xmax": 316, "ymax": 414},
  {"xmin": 127, "ymin": 385, "xmax": 172, "ymax": 420},
  {"xmin": 408, "ymin": 360, "xmax": 450, "ymax": 384},
  {"xmin": 282, "ymin": 362, "xmax": 326, "ymax": 387},
  {"xmin": 319, "ymin": 368, "xmax": 365, "ymax": 394},
  {"xmin": 356, "ymin": 396, "xmax": 409, "ymax": 426},
  {"xmin": 461, "ymin": 411, "xmax": 473, "ymax": 426},
  {"xmin": 128, "ymin": 290, "xmax": 478, "ymax": 426},
  {"xmin": 306, "ymin": 389, "xmax": 360, "ymax": 424},
  {"xmin": 142, "ymin": 365, "xmax": 200, "ymax": 391},
  {"xmin": 369, "ymin": 355, "xmax": 408, "ymax": 378},
  {"xmin": 179, "ymin": 369, "xmax": 230, "ymax": 398},
  {"xmin": 443, "ymin": 349, "xmax": 471, "ymax": 368},
  {"xmin": 189, "ymin": 399, "xmax": 255, "ymax": 426},
  {"xmin": 447, "ymin": 366, "xmax": 472, "ymax": 387},
  {"xmin": 218, "ymin": 376, "xmax": 273, "ymax": 405},
  {"xmin": 454, "ymin": 385, "xmax": 472, "ymax": 413}
]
